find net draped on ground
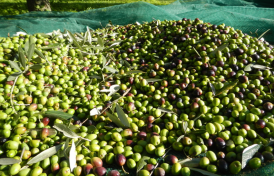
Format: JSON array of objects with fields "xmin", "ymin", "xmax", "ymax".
[
  {"xmin": 1, "ymin": 0, "xmax": 274, "ymax": 175},
  {"xmin": 0, "ymin": 0, "xmax": 274, "ymax": 42}
]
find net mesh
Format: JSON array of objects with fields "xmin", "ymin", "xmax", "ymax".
[{"xmin": 1, "ymin": 0, "xmax": 274, "ymax": 175}]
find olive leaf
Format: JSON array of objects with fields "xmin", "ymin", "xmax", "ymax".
[
  {"xmin": 30, "ymin": 64, "xmax": 42, "ymax": 70},
  {"xmin": 89, "ymin": 75, "xmax": 103, "ymax": 79},
  {"xmin": 179, "ymin": 158, "xmax": 200, "ymax": 167},
  {"xmin": 69, "ymin": 139, "xmax": 77, "ymax": 172},
  {"xmin": 215, "ymin": 80, "xmax": 238, "ymax": 96},
  {"xmin": 123, "ymin": 60, "xmax": 131, "ymax": 68},
  {"xmin": 182, "ymin": 121, "xmax": 188, "ymax": 134},
  {"xmin": 136, "ymin": 156, "xmax": 150, "ymax": 174},
  {"xmin": 100, "ymin": 85, "xmax": 120, "ymax": 96},
  {"xmin": 27, "ymin": 145, "xmax": 62, "ymax": 165},
  {"xmin": 86, "ymin": 27, "xmax": 92, "ymax": 44},
  {"xmin": 90, "ymin": 107, "xmax": 103, "ymax": 116},
  {"xmin": 157, "ymin": 107, "xmax": 176, "ymax": 114},
  {"xmin": 34, "ymin": 49, "xmax": 46, "ymax": 60},
  {"xmin": 241, "ymin": 144, "xmax": 261, "ymax": 169},
  {"xmin": 189, "ymin": 168, "xmax": 220, "ymax": 176},
  {"xmin": 18, "ymin": 46, "xmax": 26, "ymax": 69},
  {"xmin": 15, "ymin": 92, "xmax": 25, "ymax": 98},
  {"xmin": 267, "ymin": 138, "xmax": 274, "ymax": 146},
  {"xmin": 136, "ymin": 21, "xmax": 141, "ymax": 25},
  {"xmin": 209, "ymin": 82, "xmax": 216, "ymax": 96},
  {"xmin": 32, "ymin": 57, "xmax": 42, "ymax": 64},
  {"xmin": 176, "ymin": 135, "xmax": 184, "ymax": 142},
  {"xmin": 244, "ymin": 64, "xmax": 253, "ymax": 72},
  {"xmin": 209, "ymin": 43, "xmax": 229, "ymax": 56},
  {"xmin": 77, "ymin": 50, "xmax": 83, "ymax": 60},
  {"xmin": 7, "ymin": 72, "xmax": 22, "ymax": 81},
  {"xmin": 36, "ymin": 33, "xmax": 50, "ymax": 38},
  {"xmin": 24, "ymin": 39, "xmax": 29, "ymax": 53},
  {"xmin": 9, "ymin": 61, "xmax": 22, "ymax": 72},
  {"xmin": 102, "ymin": 55, "xmax": 107, "ymax": 67},
  {"xmin": 17, "ymin": 26, "xmax": 28, "ymax": 34},
  {"xmin": 104, "ymin": 66, "xmax": 118, "ymax": 73},
  {"xmin": 29, "ymin": 35, "xmax": 36, "ymax": 45},
  {"xmin": 27, "ymin": 43, "xmax": 35, "ymax": 62},
  {"xmin": 53, "ymin": 123, "xmax": 80, "ymax": 139},
  {"xmin": 20, "ymin": 147, "xmax": 26, "ymax": 161},
  {"xmin": 252, "ymin": 64, "xmax": 272, "ymax": 70},
  {"xmin": 116, "ymin": 104, "xmax": 130, "ymax": 128},
  {"xmin": 125, "ymin": 70, "xmax": 144, "ymax": 74},
  {"xmin": 44, "ymin": 110, "xmax": 75, "ymax": 120},
  {"xmin": 75, "ymin": 139, "xmax": 85, "ymax": 147},
  {"xmin": 41, "ymin": 43, "xmax": 60, "ymax": 50},
  {"xmin": 145, "ymin": 78, "xmax": 163, "ymax": 82},
  {"xmin": 189, "ymin": 129, "xmax": 206, "ymax": 134},
  {"xmin": 106, "ymin": 111, "xmax": 126, "ymax": 128},
  {"xmin": 67, "ymin": 30, "xmax": 83, "ymax": 50},
  {"xmin": 13, "ymin": 114, "xmax": 20, "ymax": 123},
  {"xmin": 97, "ymin": 36, "xmax": 104, "ymax": 47},
  {"xmin": 0, "ymin": 158, "xmax": 20, "ymax": 165}
]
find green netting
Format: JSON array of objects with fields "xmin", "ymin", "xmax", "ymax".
[
  {"xmin": 0, "ymin": 0, "xmax": 274, "ymax": 43},
  {"xmin": 1, "ymin": 0, "xmax": 274, "ymax": 175}
]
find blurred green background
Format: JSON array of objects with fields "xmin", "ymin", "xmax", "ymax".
[{"xmin": 0, "ymin": 0, "xmax": 176, "ymax": 16}]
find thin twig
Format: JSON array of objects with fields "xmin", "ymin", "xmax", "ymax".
[{"xmin": 149, "ymin": 146, "xmax": 172, "ymax": 176}]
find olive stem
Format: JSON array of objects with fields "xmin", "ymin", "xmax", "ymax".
[
  {"xmin": 10, "ymin": 76, "xmax": 19, "ymax": 115},
  {"xmin": 149, "ymin": 146, "xmax": 172, "ymax": 176},
  {"xmin": 121, "ymin": 166, "xmax": 129, "ymax": 174}
]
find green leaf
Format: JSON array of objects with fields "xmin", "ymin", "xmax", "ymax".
[
  {"xmin": 0, "ymin": 158, "xmax": 20, "ymax": 165},
  {"xmin": 106, "ymin": 111, "xmax": 126, "ymax": 128},
  {"xmin": 7, "ymin": 72, "xmax": 22, "ymax": 81},
  {"xmin": 88, "ymin": 125, "xmax": 97, "ymax": 133},
  {"xmin": 34, "ymin": 49, "xmax": 46, "ymax": 60},
  {"xmin": 97, "ymin": 36, "xmax": 104, "ymax": 47},
  {"xmin": 179, "ymin": 158, "xmax": 200, "ymax": 167},
  {"xmin": 209, "ymin": 43, "xmax": 229, "ymax": 56},
  {"xmin": 241, "ymin": 144, "xmax": 261, "ymax": 169},
  {"xmin": 36, "ymin": 33, "xmax": 50, "ymax": 38},
  {"xmin": 17, "ymin": 26, "xmax": 28, "ymax": 34},
  {"xmin": 257, "ymin": 133, "xmax": 268, "ymax": 146},
  {"xmin": 176, "ymin": 135, "xmax": 184, "ymax": 142},
  {"xmin": 102, "ymin": 55, "xmax": 107, "ymax": 67},
  {"xmin": 24, "ymin": 39, "xmax": 29, "ymax": 53},
  {"xmin": 244, "ymin": 64, "xmax": 253, "ymax": 71},
  {"xmin": 27, "ymin": 43, "xmax": 35, "ymax": 62},
  {"xmin": 20, "ymin": 147, "xmax": 26, "ymax": 161},
  {"xmin": 69, "ymin": 139, "xmax": 77, "ymax": 172},
  {"xmin": 189, "ymin": 168, "xmax": 220, "ymax": 176},
  {"xmin": 123, "ymin": 60, "xmax": 131, "ymax": 68},
  {"xmin": 182, "ymin": 121, "xmax": 188, "ymax": 134},
  {"xmin": 44, "ymin": 110, "xmax": 75, "ymax": 120},
  {"xmin": 13, "ymin": 114, "xmax": 20, "ymax": 123},
  {"xmin": 104, "ymin": 66, "xmax": 118, "ymax": 73},
  {"xmin": 145, "ymin": 78, "xmax": 163, "ymax": 82},
  {"xmin": 116, "ymin": 104, "xmax": 130, "ymax": 128},
  {"xmin": 30, "ymin": 64, "xmax": 42, "ymax": 70},
  {"xmin": 9, "ymin": 61, "xmax": 22, "ymax": 72},
  {"xmin": 67, "ymin": 30, "xmax": 83, "ymax": 50},
  {"xmin": 77, "ymin": 50, "xmax": 83, "ymax": 60},
  {"xmin": 209, "ymin": 82, "xmax": 216, "ymax": 96},
  {"xmin": 63, "ymin": 138, "xmax": 70, "ymax": 160},
  {"xmin": 90, "ymin": 46, "xmax": 105, "ymax": 50},
  {"xmin": 157, "ymin": 107, "xmax": 176, "ymax": 114},
  {"xmin": 125, "ymin": 70, "xmax": 144, "ymax": 74},
  {"xmin": 190, "ymin": 129, "xmax": 206, "ymax": 134},
  {"xmin": 53, "ymin": 123, "xmax": 80, "ymax": 139},
  {"xmin": 215, "ymin": 80, "xmax": 238, "ymax": 96},
  {"xmin": 41, "ymin": 43, "xmax": 60, "ymax": 50},
  {"xmin": 15, "ymin": 91, "xmax": 25, "ymax": 97},
  {"xmin": 252, "ymin": 64, "xmax": 272, "ymax": 70},
  {"xmin": 136, "ymin": 156, "xmax": 150, "ymax": 174},
  {"xmin": 29, "ymin": 35, "xmax": 36, "ymax": 45},
  {"xmin": 27, "ymin": 145, "xmax": 62, "ymax": 165},
  {"xmin": 18, "ymin": 46, "xmax": 26, "ymax": 69},
  {"xmin": 32, "ymin": 57, "xmax": 42, "ymax": 64}
]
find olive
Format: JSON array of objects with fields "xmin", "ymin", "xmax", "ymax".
[
  {"xmin": 217, "ymin": 159, "xmax": 228, "ymax": 173},
  {"xmin": 107, "ymin": 170, "xmax": 120, "ymax": 176},
  {"xmin": 93, "ymin": 166, "xmax": 107, "ymax": 176},
  {"xmin": 164, "ymin": 155, "xmax": 178, "ymax": 165}
]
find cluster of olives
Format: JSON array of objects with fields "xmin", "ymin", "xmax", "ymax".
[{"xmin": 0, "ymin": 17, "xmax": 274, "ymax": 176}]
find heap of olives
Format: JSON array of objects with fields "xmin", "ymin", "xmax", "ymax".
[{"xmin": 0, "ymin": 18, "xmax": 274, "ymax": 176}]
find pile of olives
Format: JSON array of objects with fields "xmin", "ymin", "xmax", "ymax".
[{"xmin": 0, "ymin": 18, "xmax": 274, "ymax": 176}]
